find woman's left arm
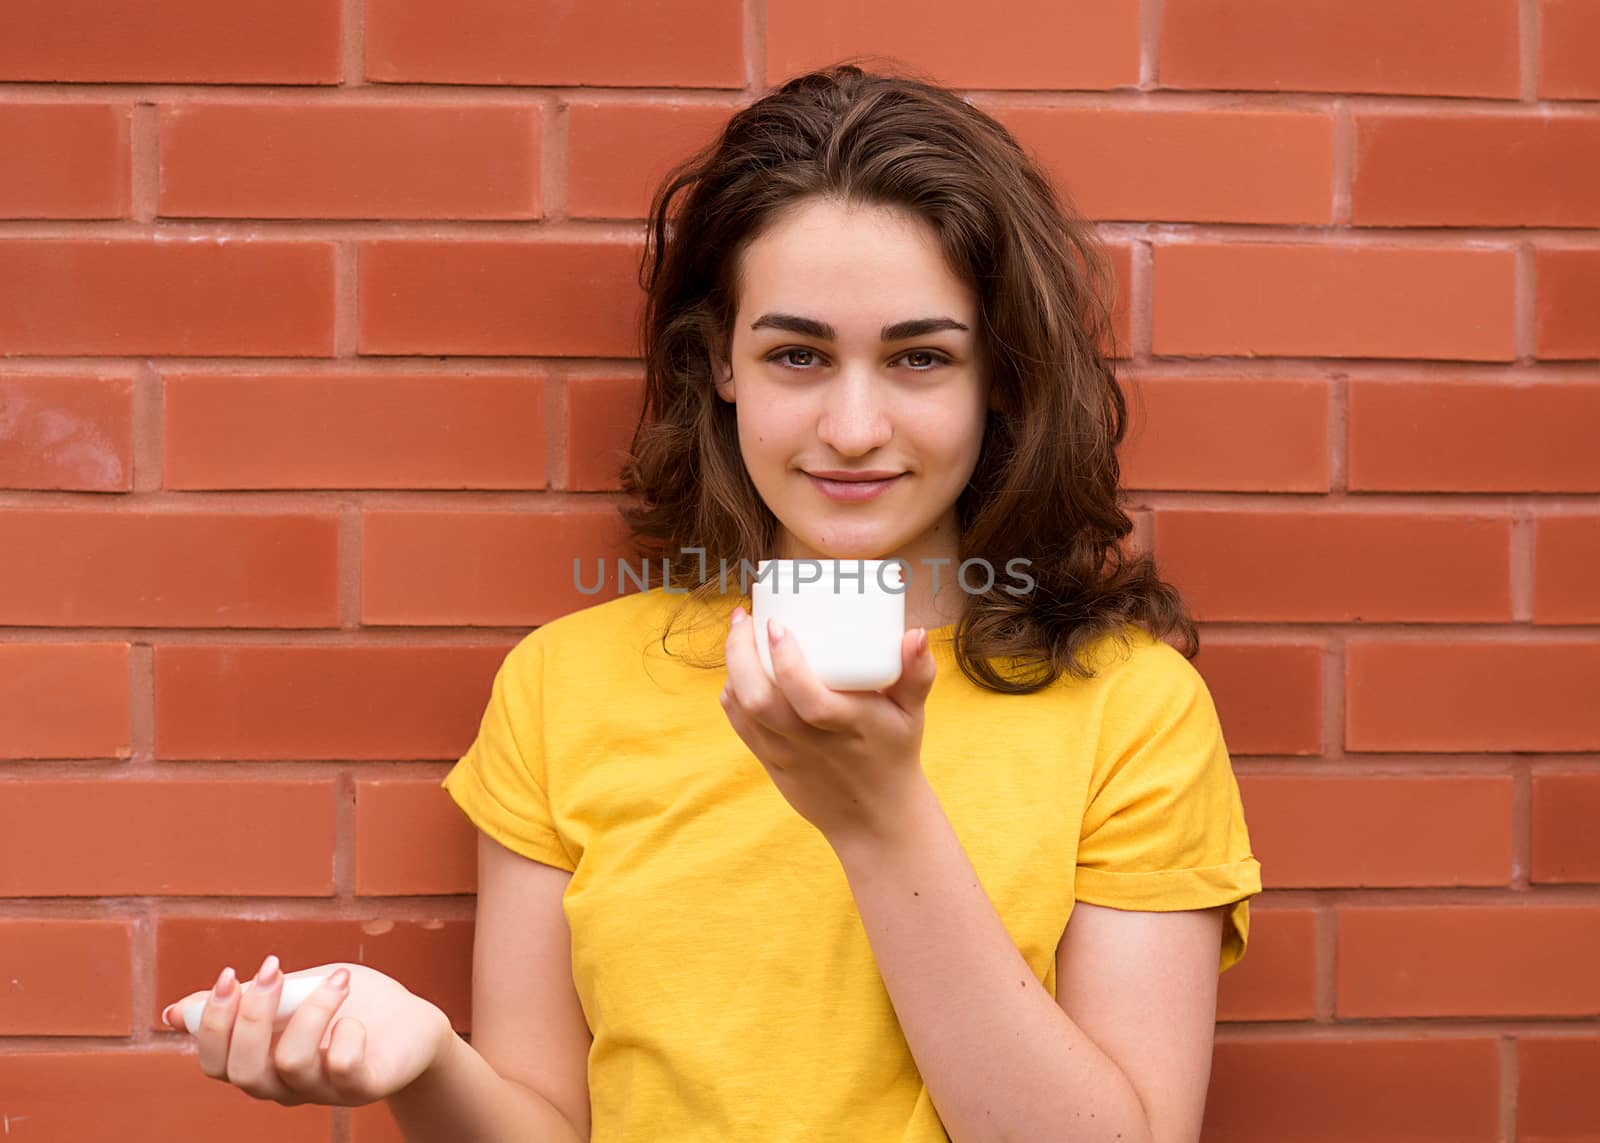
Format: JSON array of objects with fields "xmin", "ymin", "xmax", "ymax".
[{"xmin": 829, "ymin": 775, "xmax": 1157, "ymax": 1143}]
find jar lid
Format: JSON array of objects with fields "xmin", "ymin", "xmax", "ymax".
[{"xmin": 755, "ymin": 559, "xmax": 905, "ymax": 586}]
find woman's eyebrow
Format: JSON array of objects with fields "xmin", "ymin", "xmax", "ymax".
[{"xmin": 750, "ymin": 313, "xmax": 969, "ymax": 341}]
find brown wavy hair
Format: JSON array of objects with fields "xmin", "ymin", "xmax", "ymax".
[{"xmin": 617, "ymin": 61, "xmax": 1198, "ymax": 693}]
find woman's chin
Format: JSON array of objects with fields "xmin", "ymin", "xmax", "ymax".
[
  {"xmin": 781, "ymin": 545, "xmax": 900, "ymax": 564},
  {"xmin": 774, "ymin": 519, "xmax": 922, "ymax": 564}
]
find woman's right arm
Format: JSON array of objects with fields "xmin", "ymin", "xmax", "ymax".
[{"xmin": 387, "ymin": 830, "xmax": 592, "ymax": 1142}]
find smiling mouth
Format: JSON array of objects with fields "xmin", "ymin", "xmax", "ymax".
[{"xmin": 804, "ymin": 472, "xmax": 904, "ymax": 499}]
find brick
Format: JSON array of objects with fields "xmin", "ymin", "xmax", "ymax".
[
  {"xmin": 0, "ymin": 780, "xmax": 336, "ymax": 896},
  {"xmin": 1348, "ymin": 378, "xmax": 1600, "ymax": 492},
  {"xmin": 1153, "ymin": 242, "xmax": 1517, "ymax": 361},
  {"xmin": 355, "ymin": 777, "xmax": 476, "ymax": 895},
  {"xmin": 0, "ymin": 643, "xmax": 128, "ymax": 760},
  {"xmin": 566, "ymin": 374, "xmax": 643, "ymax": 491},
  {"xmin": 0, "ymin": 0, "xmax": 340, "ymax": 83},
  {"xmin": 1536, "ymin": 247, "xmax": 1600, "ymax": 359},
  {"xmin": 365, "ymin": 0, "xmax": 743, "ymax": 88},
  {"xmin": 358, "ymin": 240, "xmax": 644, "ymax": 357},
  {"xmin": 1531, "ymin": 771, "xmax": 1600, "ymax": 883},
  {"xmin": 1337, "ymin": 904, "xmax": 1600, "ymax": 1017},
  {"xmin": 1517, "ymin": 1036, "xmax": 1600, "ymax": 1140},
  {"xmin": 154, "ymin": 642, "xmax": 508, "ymax": 761},
  {"xmin": 1215, "ymin": 907, "xmax": 1317, "ymax": 1023},
  {"xmin": 1206, "ymin": 1037, "xmax": 1500, "ymax": 1138},
  {"xmin": 0, "ymin": 240, "xmax": 336, "ymax": 357},
  {"xmin": 0, "ymin": 1053, "xmax": 334, "ymax": 1138},
  {"xmin": 1241, "ymin": 774, "xmax": 1513, "ymax": 888},
  {"xmin": 0, "ymin": 373, "xmax": 134, "ymax": 490},
  {"xmin": 1154, "ymin": 509, "xmax": 1512, "ymax": 622},
  {"xmin": 1105, "ymin": 242, "xmax": 1133, "ymax": 358},
  {"xmin": 767, "ymin": 0, "xmax": 1139, "ymax": 90},
  {"xmin": 1534, "ymin": 514, "xmax": 1600, "ymax": 623},
  {"xmin": 1160, "ymin": 0, "xmax": 1520, "ymax": 98},
  {"xmin": 1119, "ymin": 375, "xmax": 1329, "ymax": 492},
  {"xmin": 1540, "ymin": 0, "xmax": 1600, "ymax": 99},
  {"xmin": 157, "ymin": 915, "xmax": 472, "ymax": 1034},
  {"xmin": 0, "ymin": 919, "xmax": 132, "ymax": 1035},
  {"xmin": 0, "ymin": 104, "xmax": 129, "ymax": 218},
  {"xmin": 1347, "ymin": 638, "xmax": 1600, "ymax": 752},
  {"xmin": 160, "ymin": 102, "xmax": 539, "ymax": 220},
  {"xmin": 1352, "ymin": 111, "xmax": 1600, "ymax": 228},
  {"xmin": 0, "ymin": 509, "xmax": 339, "ymax": 627},
  {"xmin": 1192, "ymin": 639, "xmax": 1324, "ymax": 755},
  {"xmin": 361, "ymin": 507, "xmax": 637, "ymax": 625},
  {"xmin": 163, "ymin": 371, "xmax": 546, "ymax": 490},
  {"xmin": 566, "ymin": 100, "xmax": 738, "ymax": 219},
  {"xmin": 989, "ymin": 105, "xmax": 1334, "ymax": 225}
]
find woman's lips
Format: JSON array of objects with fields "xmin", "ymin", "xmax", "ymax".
[{"xmin": 805, "ymin": 473, "xmax": 904, "ymax": 502}]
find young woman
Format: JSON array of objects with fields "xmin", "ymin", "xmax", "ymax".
[{"xmin": 163, "ymin": 64, "xmax": 1261, "ymax": 1142}]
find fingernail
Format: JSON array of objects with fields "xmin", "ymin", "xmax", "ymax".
[
  {"xmin": 215, "ymin": 966, "xmax": 236, "ymax": 999},
  {"xmin": 769, "ymin": 619, "xmax": 785, "ymax": 643},
  {"xmin": 731, "ymin": 608, "xmax": 745, "ymax": 626},
  {"xmin": 918, "ymin": 627, "xmax": 928, "ymax": 655},
  {"xmin": 255, "ymin": 954, "xmax": 280, "ymax": 986},
  {"xmin": 328, "ymin": 967, "xmax": 350, "ymax": 989}
]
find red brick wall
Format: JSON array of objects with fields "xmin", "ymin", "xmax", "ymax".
[{"xmin": 2, "ymin": 1, "xmax": 1598, "ymax": 1139}]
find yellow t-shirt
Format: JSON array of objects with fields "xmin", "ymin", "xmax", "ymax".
[{"xmin": 441, "ymin": 585, "xmax": 1261, "ymax": 1142}]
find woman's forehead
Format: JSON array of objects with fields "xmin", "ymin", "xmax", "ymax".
[{"xmin": 735, "ymin": 219, "xmax": 976, "ymax": 326}]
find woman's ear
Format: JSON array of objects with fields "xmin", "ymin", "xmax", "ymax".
[{"xmin": 711, "ymin": 343, "xmax": 735, "ymax": 403}]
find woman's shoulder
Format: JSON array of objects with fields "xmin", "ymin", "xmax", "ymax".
[
  {"xmin": 1054, "ymin": 621, "xmax": 1204, "ymax": 700},
  {"xmin": 533, "ymin": 587, "xmax": 673, "ymax": 640},
  {"xmin": 1067, "ymin": 623, "xmax": 1221, "ymax": 745}
]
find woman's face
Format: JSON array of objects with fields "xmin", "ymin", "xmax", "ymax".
[{"xmin": 713, "ymin": 197, "xmax": 994, "ymax": 566}]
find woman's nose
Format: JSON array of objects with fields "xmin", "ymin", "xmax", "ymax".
[{"xmin": 817, "ymin": 373, "xmax": 893, "ymax": 454}]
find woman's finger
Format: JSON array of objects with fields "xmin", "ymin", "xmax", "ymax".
[
  {"xmin": 160, "ymin": 989, "xmax": 208, "ymax": 1032},
  {"xmin": 724, "ymin": 610, "xmax": 802, "ymax": 737},
  {"xmin": 224, "ymin": 955, "xmax": 297, "ymax": 1103},
  {"xmin": 194, "ymin": 966, "xmax": 240, "ymax": 1079},
  {"xmin": 720, "ymin": 679, "xmax": 787, "ymax": 768},
  {"xmin": 764, "ymin": 620, "xmax": 853, "ymax": 731},
  {"xmin": 880, "ymin": 625, "xmax": 937, "ymax": 717},
  {"xmin": 270, "ymin": 968, "xmax": 353, "ymax": 1098},
  {"xmin": 324, "ymin": 1016, "xmax": 372, "ymax": 1098}
]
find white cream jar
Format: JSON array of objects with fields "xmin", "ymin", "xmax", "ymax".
[{"xmin": 750, "ymin": 559, "xmax": 906, "ymax": 691}]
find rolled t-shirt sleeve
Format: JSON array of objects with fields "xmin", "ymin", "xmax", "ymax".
[
  {"xmin": 441, "ymin": 631, "xmax": 575, "ymax": 872},
  {"xmin": 1074, "ymin": 639, "xmax": 1262, "ymax": 973}
]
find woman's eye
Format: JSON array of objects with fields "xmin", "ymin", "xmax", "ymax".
[
  {"xmin": 770, "ymin": 348, "xmax": 819, "ymax": 369},
  {"xmin": 902, "ymin": 350, "xmax": 946, "ymax": 370}
]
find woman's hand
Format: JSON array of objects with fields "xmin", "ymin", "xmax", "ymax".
[
  {"xmin": 720, "ymin": 606, "xmax": 938, "ymax": 848},
  {"xmin": 159, "ymin": 956, "xmax": 455, "ymax": 1108}
]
